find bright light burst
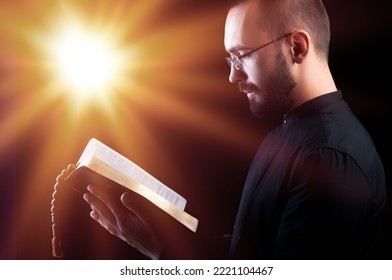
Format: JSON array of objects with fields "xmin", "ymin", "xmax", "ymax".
[
  {"xmin": 49, "ymin": 25, "xmax": 121, "ymax": 97},
  {"xmin": 33, "ymin": 5, "xmax": 136, "ymax": 114}
]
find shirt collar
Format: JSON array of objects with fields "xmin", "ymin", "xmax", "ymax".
[{"xmin": 282, "ymin": 90, "xmax": 343, "ymax": 126}]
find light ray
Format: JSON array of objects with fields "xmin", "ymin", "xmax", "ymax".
[
  {"xmin": 29, "ymin": 5, "xmax": 138, "ymax": 116},
  {"xmin": 49, "ymin": 26, "xmax": 120, "ymax": 95},
  {"xmin": 0, "ymin": 0, "xmax": 264, "ymax": 258}
]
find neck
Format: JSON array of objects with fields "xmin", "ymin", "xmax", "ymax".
[{"xmin": 291, "ymin": 59, "xmax": 337, "ymax": 110}]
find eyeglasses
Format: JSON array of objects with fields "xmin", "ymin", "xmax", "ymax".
[{"xmin": 226, "ymin": 32, "xmax": 293, "ymax": 70}]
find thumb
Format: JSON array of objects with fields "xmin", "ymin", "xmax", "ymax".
[
  {"xmin": 120, "ymin": 191, "xmax": 159, "ymax": 225},
  {"xmin": 120, "ymin": 192, "xmax": 135, "ymax": 210},
  {"xmin": 120, "ymin": 191, "xmax": 149, "ymax": 216}
]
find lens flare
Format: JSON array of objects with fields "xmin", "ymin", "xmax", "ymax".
[
  {"xmin": 36, "ymin": 13, "xmax": 136, "ymax": 112},
  {"xmin": 49, "ymin": 26, "xmax": 121, "ymax": 97}
]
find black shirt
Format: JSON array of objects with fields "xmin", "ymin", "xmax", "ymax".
[{"xmin": 229, "ymin": 91, "xmax": 386, "ymax": 259}]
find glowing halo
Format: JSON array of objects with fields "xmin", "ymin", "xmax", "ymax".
[
  {"xmin": 30, "ymin": 7, "xmax": 137, "ymax": 115},
  {"xmin": 48, "ymin": 26, "xmax": 121, "ymax": 97}
]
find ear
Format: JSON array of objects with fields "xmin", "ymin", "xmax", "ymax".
[{"xmin": 289, "ymin": 30, "xmax": 310, "ymax": 64}]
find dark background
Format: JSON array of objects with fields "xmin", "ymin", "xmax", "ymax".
[{"xmin": 0, "ymin": 0, "xmax": 391, "ymax": 259}]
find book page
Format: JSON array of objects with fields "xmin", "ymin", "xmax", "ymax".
[
  {"xmin": 78, "ymin": 138, "xmax": 187, "ymax": 210},
  {"xmin": 87, "ymin": 157, "xmax": 198, "ymax": 232}
]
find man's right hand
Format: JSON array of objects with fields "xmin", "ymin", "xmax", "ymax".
[{"xmin": 83, "ymin": 185, "xmax": 163, "ymax": 259}]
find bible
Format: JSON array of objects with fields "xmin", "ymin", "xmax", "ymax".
[{"xmin": 65, "ymin": 138, "xmax": 198, "ymax": 232}]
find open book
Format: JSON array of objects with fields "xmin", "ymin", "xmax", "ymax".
[{"xmin": 65, "ymin": 138, "xmax": 198, "ymax": 232}]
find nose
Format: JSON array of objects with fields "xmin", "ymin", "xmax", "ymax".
[{"xmin": 228, "ymin": 65, "xmax": 246, "ymax": 84}]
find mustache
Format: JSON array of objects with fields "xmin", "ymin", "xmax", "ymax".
[{"xmin": 238, "ymin": 83, "xmax": 259, "ymax": 93}]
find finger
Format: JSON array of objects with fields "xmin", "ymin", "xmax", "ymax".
[
  {"xmin": 87, "ymin": 184, "xmax": 124, "ymax": 214},
  {"xmin": 86, "ymin": 192, "xmax": 143, "ymax": 242},
  {"xmin": 121, "ymin": 192, "xmax": 143, "ymax": 214},
  {"xmin": 120, "ymin": 192, "xmax": 159, "ymax": 227},
  {"xmin": 119, "ymin": 192, "xmax": 164, "ymax": 257},
  {"xmin": 89, "ymin": 209, "xmax": 119, "ymax": 236},
  {"xmin": 83, "ymin": 191, "xmax": 117, "ymax": 227},
  {"xmin": 120, "ymin": 191, "xmax": 184, "ymax": 246}
]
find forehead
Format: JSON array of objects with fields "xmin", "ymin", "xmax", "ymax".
[{"xmin": 224, "ymin": 1, "xmax": 266, "ymax": 51}]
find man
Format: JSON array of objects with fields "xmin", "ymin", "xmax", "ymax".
[
  {"xmin": 223, "ymin": 0, "xmax": 385, "ymax": 259},
  {"xmin": 60, "ymin": 0, "xmax": 386, "ymax": 259}
]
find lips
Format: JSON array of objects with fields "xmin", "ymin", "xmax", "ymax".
[
  {"xmin": 240, "ymin": 89, "xmax": 255, "ymax": 101},
  {"xmin": 239, "ymin": 84, "xmax": 257, "ymax": 95},
  {"xmin": 246, "ymin": 92, "xmax": 254, "ymax": 99},
  {"xmin": 240, "ymin": 89, "xmax": 255, "ymax": 100}
]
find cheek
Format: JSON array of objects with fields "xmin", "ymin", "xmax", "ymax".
[
  {"xmin": 246, "ymin": 55, "xmax": 275, "ymax": 84},
  {"xmin": 242, "ymin": 62, "xmax": 261, "ymax": 85}
]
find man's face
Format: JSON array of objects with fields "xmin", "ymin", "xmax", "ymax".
[{"xmin": 224, "ymin": 1, "xmax": 295, "ymax": 119}]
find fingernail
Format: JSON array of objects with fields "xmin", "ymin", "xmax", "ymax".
[
  {"xmin": 90, "ymin": 211, "xmax": 98, "ymax": 219},
  {"xmin": 83, "ymin": 193, "xmax": 89, "ymax": 202},
  {"xmin": 87, "ymin": 185, "xmax": 92, "ymax": 192},
  {"xmin": 121, "ymin": 192, "xmax": 131, "ymax": 204}
]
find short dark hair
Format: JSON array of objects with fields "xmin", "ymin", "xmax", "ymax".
[{"xmin": 228, "ymin": 0, "xmax": 331, "ymax": 59}]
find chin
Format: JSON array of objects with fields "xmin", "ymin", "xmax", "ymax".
[{"xmin": 250, "ymin": 105, "xmax": 283, "ymax": 122}]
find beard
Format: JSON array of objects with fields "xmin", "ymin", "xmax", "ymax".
[{"xmin": 247, "ymin": 48, "xmax": 296, "ymax": 119}]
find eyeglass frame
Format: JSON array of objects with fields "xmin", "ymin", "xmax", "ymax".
[{"xmin": 226, "ymin": 32, "xmax": 293, "ymax": 70}]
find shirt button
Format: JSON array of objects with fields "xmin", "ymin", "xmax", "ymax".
[{"xmin": 283, "ymin": 119, "xmax": 288, "ymax": 125}]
